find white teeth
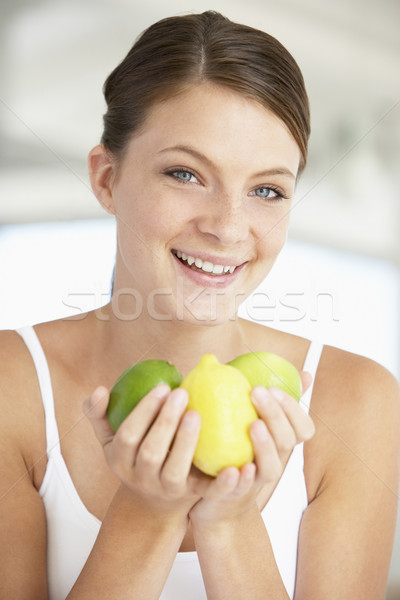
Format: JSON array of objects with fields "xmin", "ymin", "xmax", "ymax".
[
  {"xmin": 174, "ymin": 251, "xmax": 238, "ymax": 275},
  {"xmin": 212, "ymin": 264, "xmax": 224, "ymax": 275},
  {"xmin": 202, "ymin": 261, "xmax": 214, "ymax": 273}
]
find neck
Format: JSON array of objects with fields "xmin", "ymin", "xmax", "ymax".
[{"xmin": 92, "ymin": 301, "xmax": 247, "ymax": 378}]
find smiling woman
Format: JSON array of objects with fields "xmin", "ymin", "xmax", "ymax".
[
  {"xmin": 0, "ymin": 10, "xmax": 399, "ymax": 600},
  {"xmin": 90, "ymin": 82, "xmax": 299, "ymax": 324}
]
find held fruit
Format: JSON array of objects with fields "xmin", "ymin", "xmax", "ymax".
[
  {"xmin": 107, "ymin": 359, "xmax": 183, "ymax": 431},
  {"xmin": 180, "ymin": 354, "xmax": 258, "ymax": 477},
  {"xmin": 227, "ymin": 351, "xmax": 302, "ymax": 401}
]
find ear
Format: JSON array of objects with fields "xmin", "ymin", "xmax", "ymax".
[{"xmin": 88, "ymin": 145, "xmax": 117, "ymax": 215}]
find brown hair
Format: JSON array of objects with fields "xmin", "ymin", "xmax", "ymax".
[{"xmin": 101, "ymin": 11, "xmax": 310, "ymax": 173}]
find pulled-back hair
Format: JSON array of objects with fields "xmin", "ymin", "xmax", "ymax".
[{"xmin": 101, "ymin": 11, "xmax": 310, "ymax": 173}]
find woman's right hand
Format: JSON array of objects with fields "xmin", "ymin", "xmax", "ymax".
[{"xmin": 83, "ymin": 384, "xmax": 203, "ymax": 516}]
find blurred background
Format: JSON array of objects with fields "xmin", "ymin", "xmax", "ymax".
[{"xmin": 0, "ymin": 0, "xmax": 399, "ymax": 595}]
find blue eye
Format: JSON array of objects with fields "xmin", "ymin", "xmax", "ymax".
[
  {"xmin": 167, "ymin": 169, "xmax": 198, "ymax": 183},
  {"xmin": 252, "ymin": 186, "xmax": 282, "ymax": 199}
]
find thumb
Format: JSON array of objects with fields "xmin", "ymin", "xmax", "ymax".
[
  {"xmin": 300, "ymin": 371, "xmax": 313, "ymax": 396},
  {"xmin": 83, "ymin": 386, "xmax": 115, "ymax": 448}
]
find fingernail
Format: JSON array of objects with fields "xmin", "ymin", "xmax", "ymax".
[
  {"xmin": 222, "ymin": 467, "xmax": 238, "ymax": 484},
  {"xmin": 153, "ymin": 383, "xmax": 171, "ymax": 398},
  {"xmin": 182, "ymin": 410, "xmax": 201, "ymax": 431},
  {"xmin": 169, "ymin": 387, "xmax": 188, "ymax": 408},
  {"xmin": 251, "ymin": 419, "xmax": 269, "ymax": 440},
  {"xmin": 92, "ymin": 386, "xmax": 108, "ymax": 404},
  {"xmin": 252, "ymin": 386, "xmax": 269, "ymax": 405},
  {"xmin": 84, "ymin": 387, "xmax": 107, "ymax": 415},
  {"xmin": 269, "ymin": 387, "xmax": 285, "ymax": 402}
]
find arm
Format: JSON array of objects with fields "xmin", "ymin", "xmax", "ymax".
[
  {"xmin": 189, "ymin": 378, "xmax": 315, "ymax": 600},
  {"xmin": 0, "ymin": 335, "xmax": 201, "ymax": 600},
  {"xmin": 295, "ymin": 351, "xmax": 400, "ymax": 599},
  {"xmin": 68, "ymin": 385, "xmax": 203, "ymax": 599},
  {"xmin": 0, "ymin": 331, "xmax": 48, "ymax": 599},
  {"xmin": 193, "ymin": 503, "xmax": 289, "ymax": 599},
  {"xmin": 188, "ymin": 354, "xmax": 399, "ymax": 600},
  {"xmin": 68, "ymin": 484, "xmax": 189, "ymax": 599},
  {"xmin": 0, "ymin": 441, "xmax": 48, "ymax": 600}
]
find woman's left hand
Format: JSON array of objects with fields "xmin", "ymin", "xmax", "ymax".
[{"xmin": 189, "ymin": 372, "xmax": 315, "ymax": 524}]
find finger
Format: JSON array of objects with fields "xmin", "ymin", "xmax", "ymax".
[
  {"xmin": 83, "ymin": 386, "xmax": 115, "ymax": 449},
  {"xmin": 112, "ymin": 384, "xmax": 171, "ymax": 471},
  {"xmin": 300, "ymin": 370, "xmax": 313, "ymax": 395},
  {"xmin": 270, "ymin": 387, "xmax": 315, "ymax": 442},
  {"xmin": 134, "ymin": 388, "xmax": 189, "ymax": 478},
  {"xmin": 203, "ymin": 467, "xmax": 240, "ymax": 501},
  {"xmin": 231, "ymin": 462, "xmax": 256, "ymax": 497},
  {"xmin": 249, "ymin": 419, "xmax": 282, "ymax": 483},
  {"xmin": 161, "ymin": 410, "xmax": 202, "ymax": 491},
  {"xmin": 251, "ymin": 386, "xmax": 297, "ymax": 456}
]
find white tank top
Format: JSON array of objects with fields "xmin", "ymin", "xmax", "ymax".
[{"xmin": 16, "ymin": 326, "xmax": 323, "ymax": 600}]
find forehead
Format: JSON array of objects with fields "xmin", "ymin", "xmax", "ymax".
[{"xmin": 126, "ymin": 83, "xmax": 301, "ymax": 175}]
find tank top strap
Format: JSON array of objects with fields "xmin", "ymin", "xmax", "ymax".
[
  {"xmin": 299, "ymin": 340, "xmax": 324, "ymax": 415},
  {"xmin": 16, "ymin": 326, "xmax": 61, "ymax": 456}
]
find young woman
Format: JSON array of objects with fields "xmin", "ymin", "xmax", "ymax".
[{"xmin": 0, "ymin": 11, "xmax": 398, "ymax": 600}]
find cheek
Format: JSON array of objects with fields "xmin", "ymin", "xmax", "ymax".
[
  {"xmin": 113, "ymin": 186, "xmax": 184, "ymax": 279},
  {"xmin": 254, "ymin": 211, "xmax": 290, "ymax": 257},
  {"xmin": 113, "ymin": 191, "xmax": 160, "ymax": 278},
  {"xmin": 115, "ymin": 177, "xmax": 190, "ymax": 236},
  {"xmin": 113, "ymin": 181, "xmax": 161, "ymax": 247}
]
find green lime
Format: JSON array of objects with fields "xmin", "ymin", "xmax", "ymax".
[
  {"xmin": 227, "ymin": 351, "xmax": 302, "ymax": 401},
  {"xmin": 107, "ymin": 359, "xmax": 183, "ymax": 431}
]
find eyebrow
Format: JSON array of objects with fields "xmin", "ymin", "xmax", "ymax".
[{"xmin": 157, "ymin": 144, "xmax": 296, "ymax": 180}]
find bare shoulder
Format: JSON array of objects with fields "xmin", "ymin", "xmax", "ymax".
[
  {"xmin": 0, "ymin": 321, "xmax": 65, "ymax": 399},
  {"xmin": 0, "ymin": 327, "xmax": 31, "ymax": 371},
  {"xmin": 0, "ymin": 328, "xmax": 45, "ymax": 457},
  {"xmin": 0, "ymin": 317, "xmax": 83, "ymax": 458},
  {"xmin": 0, "ymin": 327, "xmax": 39, "ymax": 406},
  {"xmin": 305, "ymin": 344, "xmax": 400, "ymax": 501},
  {"xmin": 0, "ymin": 315, "xmax": 92, "ymax": 422},
  {"xmin": 314, "ymin": 344, "xmax": 400, "ymax": 423}
]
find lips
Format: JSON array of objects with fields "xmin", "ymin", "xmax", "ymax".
[
  {"xmin": 171, "ymin": 249, "xmax": 246, "ymax": 286},
  {"xmin": 172, "ymin": 249, "xmax": 239, "ymax": 276}
]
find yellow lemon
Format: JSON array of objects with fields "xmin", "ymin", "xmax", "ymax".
[{"xmin": 180, "ymin": 354, "xmax": 258, "ymax": 477}]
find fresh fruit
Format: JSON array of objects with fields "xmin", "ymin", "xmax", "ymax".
[
  {"xmin": 107, "ymin": 359, "xmax": 183, "ymax": 431},
  {"xmin": 180, "ymin": 354, "xmax": 258, "ymax": 476},
  {"xmin": 227, "ymin": 351, "xmax": 302, "ymax": 401}
]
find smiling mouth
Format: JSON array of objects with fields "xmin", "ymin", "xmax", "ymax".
[{"xmin": 171, "ymin": 250, "xmax": 240, "ymax": 276}]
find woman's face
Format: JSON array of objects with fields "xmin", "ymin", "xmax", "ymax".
[{"xmin": 105, "ymin": 83, "xmax": 300, "ymax": 325}]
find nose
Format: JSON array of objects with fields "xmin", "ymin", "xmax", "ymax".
[{"xmin": 196, "ymin": 193, "xmax": 249, "ymax": 246}]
